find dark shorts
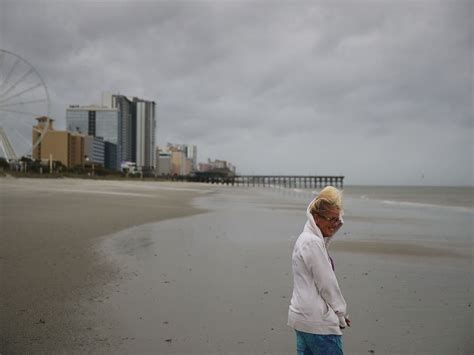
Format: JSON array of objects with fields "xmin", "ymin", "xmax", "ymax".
[{"xmin": 295, "ymin": 330, "xmax": 343, "ymax": 355}]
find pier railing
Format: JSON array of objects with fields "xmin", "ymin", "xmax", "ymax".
[{"xmin": 185, "ymin": 174, "xmax": 344, "ymax": 188}]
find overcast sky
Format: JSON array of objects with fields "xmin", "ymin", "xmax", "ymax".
[{"xmin": 1, "ymin": 0, "xmax": 472, "ymax": 185}]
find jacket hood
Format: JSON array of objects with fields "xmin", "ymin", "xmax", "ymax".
[{"xmin": 304, "ymin": 195, "xmax": 344, "ymax": 247}]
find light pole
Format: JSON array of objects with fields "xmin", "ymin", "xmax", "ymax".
[{"xmin": 85, "ymin": 156, "xmax": 90, "ymax": 176}]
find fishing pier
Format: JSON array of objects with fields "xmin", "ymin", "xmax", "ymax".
[{"xmin": 187, "ymin": 174, "xmax": 344, "ymax": 188}]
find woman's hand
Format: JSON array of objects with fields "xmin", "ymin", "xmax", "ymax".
[{"xmin": 339, "ymin": 315, "xmax": 351, "ymax": 329}]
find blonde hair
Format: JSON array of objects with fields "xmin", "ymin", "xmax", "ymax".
[{"xmin": 310, "ymin": 186, "xmax": 343, "ymax": 215}]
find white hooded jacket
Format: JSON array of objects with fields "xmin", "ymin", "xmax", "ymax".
[{"xmin": 287, "ymin": 198, "xmax": 347, "ymax": 335}]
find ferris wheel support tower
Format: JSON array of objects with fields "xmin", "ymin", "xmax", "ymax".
[{"xmin": 0, "ymin": 126, "xmax": 17, "ymax": 161}]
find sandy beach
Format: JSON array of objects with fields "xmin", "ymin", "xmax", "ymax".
[
  {"xmin": 0, "ymin": 177, "xmax": 212, "ymax": 353},
  {"xmin": 1, "ymin": 178, "xmax": 472, "ymax": 354}
]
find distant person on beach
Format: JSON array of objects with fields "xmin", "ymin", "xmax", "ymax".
[{"xmin": 288, "ymin": 186, "xmax": 350, "ymax": 355}]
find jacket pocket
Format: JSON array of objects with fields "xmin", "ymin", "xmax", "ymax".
[
  {"xmin": 322, "ymin": 303, "xmax": 339, "ymax": 325},
  {"xmin": 322, "ymin": 302, "xmax": 331, "ymax": 318}
]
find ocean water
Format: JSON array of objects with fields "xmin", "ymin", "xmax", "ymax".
[
  {"xmin": 258, "ymin": 185, "xmax": 473, "ymax": 209},
  {"xmin": 343, "ymin": 185, "xmax": 473, "ymax": 210},
  {"xmin": 248, "ymin": 185, "xmax": 473, "ymax": 245}
]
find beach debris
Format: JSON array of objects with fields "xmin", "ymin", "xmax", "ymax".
[
  {"xmin": 37, "ymin": 319, "xmax": 46, "ymax": 324},
  {"xmin": 165, "ymin": 338, "xmax": 172, "ymax": 343},
  {"xmin": 163, "ymin": 321, "xmax": 169, "ymax": 324},
  {"xmin": 264, "ymin": 291, "xmax": 269, "ymax": 294},
  {"xmin": 368, "ymin": 350, "xmax": 375, "ymax": 354},
  {"xmin": 164, "ymin": 281, "xmax": 170, "ymax": 284}
]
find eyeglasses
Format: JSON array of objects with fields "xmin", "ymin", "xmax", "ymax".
[{"xmin": 317, "ymin": 213, "xmax": 343, "ymax": 225}]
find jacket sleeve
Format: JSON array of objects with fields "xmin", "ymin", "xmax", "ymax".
[{"xmin": 301, "ymin": 240, "xmax": 347, "ymax": 327}]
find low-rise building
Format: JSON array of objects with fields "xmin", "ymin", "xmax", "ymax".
[
  {"xmin": 84, "ymin": 136, "xmax": 105, "ymax": 166},
  {"xmin": 104, "ymin": 141, "xmax": 117, "ymax": 171},
  {"xmin": 156, "ymin": 150, "xmax": 171, "ymax": 176},
  {"xmin": 170, "ymin": 149, "xmax": 188, "ymax": 175},
  {"xmin": 162, "ymin": 143, "xmax": 195, "ymax": 176},
  {"xmin": 198, "ymin": 158, "xmax": 236, "ymax": 175},
  {"xmin": 32, "ymin": 117, "xmax": 84, "ymax": 168}
]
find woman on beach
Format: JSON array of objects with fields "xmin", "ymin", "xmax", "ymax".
[{"xmin": 288, "ymin": 186, "xmax": 350, "ymax": 355}]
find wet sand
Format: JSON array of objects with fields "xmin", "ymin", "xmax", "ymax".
[
  {"xmin": 97, "ymin": 187, "xmax": 471, "ymax": 354},
  {"xmin": 1, "ymin": 179, "xmax": 472, "ymax": 354},
  {"xmin": 0, "ymin": 177, "xmax": 212, "ymax": 353}
]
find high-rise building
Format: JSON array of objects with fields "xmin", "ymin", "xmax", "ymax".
[
  {"xmin": 133, "ymin": 98, "xmax": 156, "ymax": 171},
  {"xmin": 111, "ymin": 95, "xmax": 133, "ymax": 163},
  {"xmin": 70, "ymin": 93, "xmax": 157, "ymax": 171},
  {"xmin": 106, "ymin": 94, "xmax": 156, "ymax": 171},
  {"xmin": 66, "ymin": 105, "xmax": 120, "ymax": 169}
]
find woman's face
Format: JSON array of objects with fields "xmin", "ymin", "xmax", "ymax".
[{"xmin": 314, "ymin": 207, "xmax": 342, "ymax": 238}]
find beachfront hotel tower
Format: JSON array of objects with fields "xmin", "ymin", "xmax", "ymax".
[
  {"xmin": 66, "ymin": 105, "xmax": 120, "ymax": 169},
  {"xmin": 111, "ymin": 94, "xmax": 133, "ymax": 164},
  {"xmin": 66, "ymin": 93, "xmax": 157, "ymax": 172},
  {"xmin": 133, "ymin": 98, "xmax": 156, "ymax": 171}
]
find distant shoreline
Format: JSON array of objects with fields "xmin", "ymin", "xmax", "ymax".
[{"xmin": 2, "ymin": 172, "xmax": 472, "ymax": 187}]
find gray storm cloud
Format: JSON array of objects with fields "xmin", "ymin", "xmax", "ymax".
[{"xmin": 1, "ymin": 0, "xmax": 472, "ymax": 185}]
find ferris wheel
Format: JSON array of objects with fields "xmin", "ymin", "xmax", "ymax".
[{"xmin": 0, "ymin": 49, "xmax": 51, "ymax": 161}]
